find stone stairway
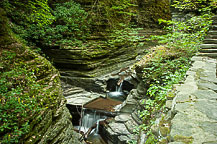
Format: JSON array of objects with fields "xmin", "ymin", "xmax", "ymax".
[
  {"xmin": 198, "ymin": 15, "xmax": 217, "ymax": 57},
  {"xmin": 155, "ymin": 16, "xmax": 217, "ymax": 144}
]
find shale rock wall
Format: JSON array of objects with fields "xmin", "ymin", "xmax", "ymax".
[
  {"xmin": 0, "ymin": 10, "xmax": 80, "ymax": 144},
  {"xmin": 42, "ymin": 1, "xmax": 171, "ymax": 143},
  {"xmin": 44, "ymin": 0, "xmax": 170, "ymax": 106}
]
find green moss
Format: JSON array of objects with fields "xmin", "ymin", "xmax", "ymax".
[
  {"xmin": 159, "ymin": 118, "xmax": 170, "ymax": 137},
  {"xmin": 137, "ymin": 0, "xmax": 171, "ymax": 27},
  {"xmin": 167, "ymin": 91, "xmax": 176, "ymax": 100},
  {"xmin": 158, "ymin": 136, "xmax": 171, "ymax": 144},
  {"xmin": 173, "ymin": 135, "xmax": 194, "ymax": 144},
  {"xmin": 195, "ymin": 68, "xmax": 205, "ymax": 79},
  {"xmin": 0, "ymin": 15, "xmax": 63, "ymax": 143},
  {"xmin": 0, "ymin": 8, "xmax": 14, "ymax": 46}
]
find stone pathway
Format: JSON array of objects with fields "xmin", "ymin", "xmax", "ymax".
[
  {"xmin": 168, "ymin": 56, "xmax": 217, "ymax": 144},
  {"xmin": 166, "ymin": 16, "xmax": 217, "ymax": 144}
]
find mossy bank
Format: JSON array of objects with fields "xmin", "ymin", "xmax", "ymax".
[{"xmin": 0, "ymin": 9, "xmax": 80, "ymax": 144}]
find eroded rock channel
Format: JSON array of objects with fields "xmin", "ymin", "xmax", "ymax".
[{"xmin": 64, "ymin": 70, "xmax": 138, "ymax": 143}]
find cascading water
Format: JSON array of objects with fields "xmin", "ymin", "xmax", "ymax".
[
  {"xmin": 107, "ymin": 82, "xmax": 126, "ymax": 102},
  {"xmin": 75, "ymin": 107, "xmax": 108, "ymax": 144},
  {"xmin": 116, "ymin": 82, "xmax": 123, "ymax": 92},
  {"xmin": 78, "ymin": 108, "xmax": 106, "ymax": 134},
  {"xmin": 95, "ymin": 119, "xmax": 106, "ymax": 134}
]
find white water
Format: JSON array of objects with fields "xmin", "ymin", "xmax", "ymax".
[
  {"xmin": 116, "ymin": 82, "xmax": 123, "ymax": 92},
  {"xmin": 107, "ymin": 82, "xmax": 126, "ymax": 101},
  {"xmin": 78, "ymin": 108, "xmax": 107, "ymax": 134},
  {"xmin": 95, "ymin": 119, "xmax": 106, "ymax": 134}
]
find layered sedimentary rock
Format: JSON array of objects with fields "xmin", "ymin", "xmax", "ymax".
[
  {"xmin": 0, "ymin": 9, "xmax": 80, "ymax": 144},
  {"xmin": 42, "ymin": 1, "xmax": 171, "ymax": 143}
]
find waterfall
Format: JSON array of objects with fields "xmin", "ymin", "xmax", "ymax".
[
  {"xmin": 107, "ymin": 82, "xmax": 126, "ymax": 101},
  {"xmin": 78, "ymin": 108, "xmax": 106, "ymax": 134},
  {"xmin": 116, "ymin": 82, "xmax": 123, "ymax": 92},
  {"xmin": 95, "ymin": 119, "xmax": 106, "ymax": 134}
]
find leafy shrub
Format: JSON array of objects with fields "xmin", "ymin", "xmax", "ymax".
[
  {"xmin": 3, "ymin": 0, "xmax": 90, "ymax": 48},
  {"xmin": 29, "ymin": 0, "xmax": 89, "ymax": 48},
  {"xmin": 106, "ymin": 28, "xmax": 144, "ymax": 48},
  {"xmin": 135, "ymin": 10, "xmax": 212, "ymax": 143},
  {"xmin": 0, "ymin": 49, "xmax": 42, "ymax": 143},
  {"xmin": 172, "ymin": 0, "xmax": 217, "ymax": 13},
  {"xmin": 151, "ymin": 13, "xmax": 212, "ymax": 56},
  {"xmin": 0, "ymin": 0, "xmax": 54, "ymax": 26},
  {"xmin": 89, "ymin": 0, "xmax": 137, "ymax": 31}
]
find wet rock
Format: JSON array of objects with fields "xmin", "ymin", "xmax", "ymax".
[
  {"xmin": 119, "ymin": 91, "xmax": 138, "ymax": 113},
  {"xmin": 151, "ymin": 123, "xmax": 159, "ymax": 137},
  {"xmin": 118, "ymin": 135, "xmax": 131, "ymax": 143},
  {"xmin": 137, "ymin": 81, "xmax": 147, "ymax": 96},
  {"xmin": 131, "ymin": 110, "xmax": 143, "ymax": 125}
]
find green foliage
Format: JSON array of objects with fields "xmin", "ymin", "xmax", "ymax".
[
  {"xmin": 1, "ymin": 0, "xmax": 54, "ymax": 26},
  {"xmin": 90, "ymin": 0, "xmax": 137, "ymax": 29},
  {"xmin": 152, "ymin": 13, "xmax": 212, "ymax": 56},
  {"xmin": 0, "ymin": 44, "xmax": 60, "ymax": 143},
  {"xmin": 172, "ymin": 0, "xmax": 217, "ymax": 14},
  {"xmin": 2, "ymin": 0, "xmax": 89, "ymax": 48},
  {"xmin": 106, "ymin": 28, "xmax": 144, "ymax": 48},
  {"xmin": 0, "ymin": 50, "xmax": 40, "ymax": 143},
  {"xmin": 32, "ymin": 0, "xmax": 89, "ymax": 47},
  {"xmin": 136, "ymin": 8, "xmax": 212, "ymax": 143}
]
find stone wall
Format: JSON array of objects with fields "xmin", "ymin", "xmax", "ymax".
[{"xmin": 155, "ymin": 56, "xmax": 217, "ymax": 144}]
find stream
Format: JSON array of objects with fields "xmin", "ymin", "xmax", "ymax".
[{"xmin": 70, "ymin": 82, "xmax": 130, "ymax": 144}]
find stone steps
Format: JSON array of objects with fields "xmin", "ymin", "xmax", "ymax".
[
  {"xmin": 198, "ymin": 16, "xmax": 217, "ymax": 58},
  {"xmin": 212, "ymin": 21, "xmax": 217, "ymax": 25},
  {"xmin": 205, "ymin": 30, "xmax": 217, "ymax": 39},
  {"xmin": 199, "ymin": 16, "xmax": 217, "ymax": 56},
  {"xmin": 206, "ymin": 34, "xmax": 217, "ymax": 39},
  {"xmin": 197, "ymin": 53, "xmax": 217, "ymax": 58},
  {"xmin": 211, "ymin": 15, "xmax": 217, "ymax": 20},
  {"xmin": 199, "ymin": 48, "xmax": 217, "ymax": 53},
  {"xmin": 200, "ymin": 44, "xmax": 217, "ymax": 49},
  {"xmin": 203, "ymin": 39, "xmax": 217, "ymax": 44},
  {"xmin": 210, "ymin": 25, "xmax": 217, "ymax": 30},
  {"xmin": 207, "ymin": 30, "xmax": 217, "ymax": 35}
]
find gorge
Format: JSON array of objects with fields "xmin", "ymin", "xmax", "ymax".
[{"xmin": 1, "ymin": 0, "xmax": 217, "ymax": 144}]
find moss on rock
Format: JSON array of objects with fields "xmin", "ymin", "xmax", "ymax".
[
  {"xmin": 0, "ymin": 9, "xmax": 80, "ymax": 144},
  {"xmin": 173, "ymin": 135, "xmax": 194, "ymax": 144}
]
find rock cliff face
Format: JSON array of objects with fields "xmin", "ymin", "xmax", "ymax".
[
  {"xmin": 0, "ymin": 9, "xmax": 80, "ymax": 144},
  {"xmin": 43, "ymin": 0, "xmax": 170, "ymax": 106},
  {"xmin": 44, "ymin": 0, "xmax": 171, "ymax": 79},
  {"xmin": 42, "ymin": 1, "xmax": 171, "ymax": 142},
  {"xmin": 136, "ymin": 0, "xmax": 171, "ymax": 27},
  {"xmin": 20, "ymin": 41, "xmax": 81, "ymax": 144}
]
